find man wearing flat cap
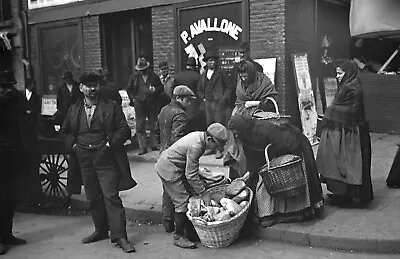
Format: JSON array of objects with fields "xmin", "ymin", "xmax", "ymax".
[
  {"xmin": 174, "ymin": 57, "xmax": 204, "ymax": 132},
  {"xmin": 156, "ymin": 122, "xmax": 229, "ymax": 249},
  {"xmin": 60, "ymin": 72, "xmax": 137, "ymax": 253},
  {"xmin": 155, "ymin": 85, "xmax": 196, "ymax": 233},
  {"xmin": 197, "ymin": 49, "xmax": 233, "ymax": 159},
  {"xmin": 126, "ymin": 57, "xmax": 163, "ymax": 155},
  {"xmin": 55, "ymin": 70, "xmax": 82, "ymax": 124}
]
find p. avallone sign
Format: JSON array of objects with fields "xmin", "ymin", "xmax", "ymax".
[
  {"xmin": 180, "ymin": 18, "xmax": 243, "ymax": 44},
  {"xmin": 28, "ymin": 0, "xmax": 84, "ymax": 9}
]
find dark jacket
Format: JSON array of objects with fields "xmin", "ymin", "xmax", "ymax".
[
  {"xmin": 155, "ymin": 100, "xmax": 188, "ymax": 152},
  {"xmin": 174, "ymin": 68, "xmax": 201, "ymax": 120},
  {"xmin": 56, "ymin": 81, "xmax": 82, "ymax": 122},
  {"xmin": 126, "ymin": 70, "xmax": 163, "ymax": 103},
  {"xmin": 197, "ymin": 68, "xmax": 233, "ymax": 108},
  {"xmin": 60, "ymin": 98, "xmax": 137, "ymax": 191},
  {"xmin": 21, "ymin": 88, "xmax": 41, "ymax": 152}
]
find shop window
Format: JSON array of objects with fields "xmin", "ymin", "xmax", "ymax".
[
  {"xmin": 0, "ymin": 0, "xmax": 12, "ymax": 22},
  {"xmin": 39, "ymin": 22, "xmax": 83, "ymax": 94}
]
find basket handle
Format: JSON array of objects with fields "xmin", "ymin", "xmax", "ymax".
[
  {"xmin": 264, "ymin": 144, "xmax": 271, "ymax": 170},
  {"xmin": 266, "ymin": 97, "xmax": 279, "ymax": 115}
]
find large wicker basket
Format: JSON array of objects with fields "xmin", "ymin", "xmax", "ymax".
[
  {"xmin": 258, "ymin": 144, "xmax": 306, "ymax": 197},
  {"xmin": 187, "ymin": 184, "xmax": 253, "ymax": 248}
]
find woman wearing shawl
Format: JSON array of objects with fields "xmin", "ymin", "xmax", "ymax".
[
  {"xmin": 316, "ymin": 59, "xmax": 373, "ymax": 205},
  {"xmin": 232, "ymin": 61, "xmax": 277, "ymax": 117},
  {"xmin": 223, "ymin": 114, "xmax": 324, "ymax": 227}
]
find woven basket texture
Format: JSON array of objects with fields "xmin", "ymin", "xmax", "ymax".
[
  {"xmin": 259, "ymin": 155, "xmax": 306, "ymax": 197},
  {"xmin": 188, "ymin": 184, "xmax": 253, "ymax": 248}
]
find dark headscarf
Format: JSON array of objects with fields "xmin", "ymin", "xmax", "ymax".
[{"xmin": 323, "ymin": 59, "xmax": 366, "ymax": 131}]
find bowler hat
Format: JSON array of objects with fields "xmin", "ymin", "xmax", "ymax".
[
  {"xmin": 62, "ymin": 70, "xmax": 74, "ymax": 79},
  {"xmin": 203, "ymin": 50, "xmax": 219, "ymax": 62},
  {"xmin": 135, "ymin": 57, "xmax": 150, "ymax": 71},
  {"xmin": 79, "ymin": 72, "xmax": 100, "ymax": 85},
  {"xmin": 239, "ymin": 42, "xmax": 250, "ymax": 53},
  {"xmin": 0, "ymin": 70, "xmax": 17, "ymax": 84},
  {"xmin": 186, "ymin": 57, "xmax": 197, "ymax": 67},
  {"xmin": 173, "ymin": 85, "xmax": 196, "ymax": 98},
  {"xmin": 207, "ymin": 123, "xmax": 228, "ymax": 145},
  {"xmin": 158, "ymin": 61, "xmax": 169, "ymax": 70}
]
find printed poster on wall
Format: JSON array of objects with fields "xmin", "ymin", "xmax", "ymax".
[
  {"xmin": 291, "ymin": 53, "xmax": 319, "ymax": 146},
  {"xmin": 254, "ymin": 58, "xmax": 277, "ymax": 84},
  {"xmin": 41, "ymin": 95, "xmax": 57, "ymax": 116}
]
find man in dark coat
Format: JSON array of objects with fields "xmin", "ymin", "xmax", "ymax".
[
  {"xmin": 174, "ymin": 57, "xmax": 204, "ymax": 132},
  {"xmin": 60, "ymin": 72, "xmax": 137, "ymax": 253},
  {"xmin": 54, "ymin": 70, "xmax": 82, "ymax": 124},
  {"xmin": 157, "ymin": 61, "xmax": 173, "ymax": 114},
  {"xmin": 126, "ymin": 57, "xmax": 163, "ymax": 155},
  {"xmin": 155, "ymin": 85, "xmax": 196, "ymax": 233},
  {"xmin": 197, "ymin": 50, "xmax": 233, "ymax": 159},
  {"xmin": 0, "ymin": 70, "xmax": 28, "ymax": 255}
]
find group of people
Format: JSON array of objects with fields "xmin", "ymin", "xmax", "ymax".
[{"xmin": 1, "ymin": 39, "xmax": 388, "ymax": 254}]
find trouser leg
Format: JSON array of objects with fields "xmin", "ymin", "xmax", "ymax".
[
  {"xmin": 161, "ymin": 186, "xmax": 175, "ymax": 232},
  {"xmin": 76, "ymin": 149, "xmax": 109, "ymax": 233},
  {"xmin": 94, "ymin": 148, "xmax": 127, "ymax": 242},
  {"xmin": 146, "ymin": 101, "xmax": 158, "ymax": 149},
  {"xmin": 134, "ymin": 101, "xmax": 148, "ymax": 149},
  {"xmin": 0, "ymin": 199, "xmax": 16, "ymax": 240},
  {"xmin": 204, "ymin": 100, "xmax": 215, "ymax": 127}
]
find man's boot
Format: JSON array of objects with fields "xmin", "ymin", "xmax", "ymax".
[{"xmin": 173, "ymin": 213, "xmax": 196, "ymax": 249}]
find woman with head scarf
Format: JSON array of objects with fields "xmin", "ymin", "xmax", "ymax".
[
  {"xmin": 224, "ymin": 114, "xmax": 324, "ymax": 227},
  {"xmin": 232, "ymin": 61, "xmax": 278, "ymax": 117},
  {"xmin": 316, "ymin": 59, "xmax": 373, "ymax": 205}
]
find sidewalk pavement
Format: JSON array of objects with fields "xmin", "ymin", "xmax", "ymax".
[{"xmin": 71, "ymin": 133, "xmax": 400, "ymax": 253}]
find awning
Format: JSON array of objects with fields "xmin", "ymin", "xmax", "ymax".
[{"xmin": 350, "ymin": 0, "xmax": 400, "ymax": 38}]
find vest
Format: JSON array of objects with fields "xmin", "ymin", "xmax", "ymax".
[{"xmin": 76, "ymin": 106, "xmax": 106, "ymax": 147}]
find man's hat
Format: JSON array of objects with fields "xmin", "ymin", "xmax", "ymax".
[
  {"xmin": 79, "ymin": 72, "xmax": 100, "ymax": 85},
  {"xmin": 207, "ymin": 123, "xmax": 229, "ymax": 145},
  {"xmin": 135, "ymin": 57, "xmax": 150, "ymax": 71},
  {"xmin": 61, "ymin": 70, "xmax": 73, "ymax": 79},
  {"xmin": 173, "ymin": 85, "xmax": 196, "ymax": 98},
  {"xmin": 0, "ymin": 70, "xmax": 17, "ymax": 84},
  {"xmin": 203, "ymin": 49, "xmax": 219, "ymax": 62},
  {"xmin": 186, "ymin": 57, "xmax": 197, "ymax": 67},
  {"xmin": 239, "ymin": 42, "xmax": 250, "ymax": 53},
  {"xmin": 158, "ymin": 61, "xmax": 169, "ymax": 70}
]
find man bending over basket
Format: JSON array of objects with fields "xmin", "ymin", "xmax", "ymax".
[{"xmin": 155, "ymin": 123, "xmax": 229, "ymax": 249}]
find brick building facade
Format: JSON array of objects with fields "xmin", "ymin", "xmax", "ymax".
[{"xmin": 27, "ymin": 0, "xmax": 319, "ymax": 123}]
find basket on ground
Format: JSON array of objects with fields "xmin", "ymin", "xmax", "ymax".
[
  {"xmin": 258, "ymin": 144, "xmax": 306, "ymax": 197},
  {"xmin": 187, "ymin": 184, "xmax": 253, "ymax": 248}
]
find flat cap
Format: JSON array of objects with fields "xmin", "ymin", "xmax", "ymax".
[
  {"xmin": 79, "ymin": 72, "xmax": 100, "ymax": 85},
  {"xmin": 173, "ymin": 85, "xmax": 196, "ymax": 97},
  {"xmin": 207, "ymin": 123, "xmax": 228, "ymax": 145}
]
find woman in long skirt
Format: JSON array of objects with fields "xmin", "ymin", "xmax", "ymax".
[
  {"xmin": 316, "ymin": 59, "xmax": 373, "ymax": 204},
  {"xmin": 224, "ymin": 114, "xmax": 324, "ymax": 227}
]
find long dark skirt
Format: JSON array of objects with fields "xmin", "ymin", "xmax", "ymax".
[
  {"xmin": 386, "ymin": 146, "xmax": 400, "ymax": 187},
  {"xmin": 320, "ymin": 123, "xmax": 373, "ymax": 203}
]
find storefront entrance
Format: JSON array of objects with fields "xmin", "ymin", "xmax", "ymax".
[{"xmin": 100, "ymin": 9, "xmax": 152, "ymax": 90}]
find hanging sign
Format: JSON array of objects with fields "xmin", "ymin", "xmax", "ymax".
[{"xmin": 291, "ymin": 53, "xmax": 319, "ymax": 146}]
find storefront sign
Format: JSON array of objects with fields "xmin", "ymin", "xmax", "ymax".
[
  {"xmin": 41, "ymin": 95, "xmax": 57, "ymax": 116},
  {"xmin": 291, "ymin": 53, "xmax": 319, "ymax": 146},
  {"xmin": 29, "ymin": 0, "xmax": 84, "ymax": 9},
  {"xmin": 177, "ymin": 2, "xmax": 244, "ymax": 72}
]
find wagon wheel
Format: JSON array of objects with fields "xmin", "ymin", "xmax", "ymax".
[{"xmin": 39, "ymin": 154, "xmax": 69, "ymax": 201}]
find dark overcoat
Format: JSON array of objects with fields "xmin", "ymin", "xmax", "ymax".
[
  {"xmin": 60, "ymin": 98, "xmax": 137, "ymax": 191},
  {"xmin": 55, "ymin": 81, "xmax": 82, "ymax": 122}
]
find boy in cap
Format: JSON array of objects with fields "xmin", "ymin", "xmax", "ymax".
[
  {"xmin": 155, "ymin": 123, "xmax": 229, "ymax": 249},
  {"xmin": 60, "ymin": 72, "xmax": 137, "ymax": 253},
  {"xmin": 155, "ymin": 85, "xmax": 196, "ymax": 233}
]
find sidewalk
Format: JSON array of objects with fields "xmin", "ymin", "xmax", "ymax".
[{"xmin": 71, "ymin": 133, "xmax": 400, "ymax": 253}]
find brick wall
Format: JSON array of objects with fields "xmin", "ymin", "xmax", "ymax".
[
  {"xmin": 249, "ymin": 0, "xmax": 287, "ymax": 112},
  {"xmin": 82, "ymin": 15, "xmax": 102, "ymax": 72},
  {"xmin": 152, "ymin": 5, "xmax": 175, "ymax": 75}
]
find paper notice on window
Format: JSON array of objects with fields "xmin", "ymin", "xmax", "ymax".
[
  {"xmin": 41, "ymin": 95, "xmax": 57, "ymax": 116},
  {"xmin": 254, "ymin": 58, "xmax": 277, "ymax": 85}
]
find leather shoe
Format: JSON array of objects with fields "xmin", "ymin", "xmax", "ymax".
[
  {"xmin": 3, "ymin": 235, "xmax": 27, "ymax": 246},
  {"xmin": 81, "ymin": 231, "xmax": 109, "ymax": 244},
  {"xmin": 174, "ymin": 234, "xmax": 197, "ymax": 249},
  {"xmin": 0, "ymin": 243, "xmax": 6, "ymax": 255},
  {"xmin": 115, "ymin": 238, "xmax": 135, "ymax": 253}
]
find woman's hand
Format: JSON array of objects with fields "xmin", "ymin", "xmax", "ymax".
[{"xmin": 245, "ymin": 101, "xmax": 260, "ymax": 108}]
